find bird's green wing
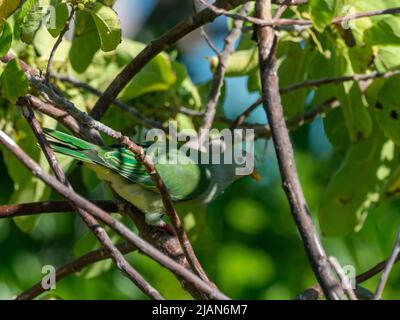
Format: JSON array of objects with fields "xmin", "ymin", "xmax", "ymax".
[
  {"xmin": 45, "ymin": 129, "xmax": 211, "ymax": 201},
  {"xmin": 45, "ymin": 129, "xmax": 153, "ymax": 186},
  {"xmin": 100, "ymin": 147, "xmax": 155, "ymax": 189},
  {"xmin": 101, "ymin": 147, "xmax": 211, "ymax": 201}
]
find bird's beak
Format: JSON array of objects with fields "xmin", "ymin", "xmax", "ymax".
[{"xmin": 250, "ymin": 169, "xmax": 262, "ymax": 182}]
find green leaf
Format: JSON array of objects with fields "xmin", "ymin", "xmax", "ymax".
[
  {"xmin": 69, "ymin": 10, "xmax": 100, "ymax": 73},
  {"xmin": 172, "ymin": 61, "xmax": 201, "ymax": 109},
  {"xmin": 364, "ymin": 17, "xmax": 400, "ymax": 45},
  {"xmin": 219, "ymin": 48, "xmax": 259, "ymax": 77},
  {"xmin": 247, "ymin": 69, "xmax": 261, "ymax": 93},
  {"xmin": 337, "ymin": 82, "xmax": 372, "ymax": 143},
  {"xmin": 323, "ymin": 107, "xmax": 350, "ymax": 150},
  {"xmin": 376, "ymin": 45, "xmax": 400, "ymax": 71},
  {"xmin": 85, "ymin": 2, "xmax": 121, "ymax": 52},
  {"xmin": 0, "ymin": 117, "xmax": 54, "ymax": 232},
  {"xmin": 309, "ymin": 0, "xmax": 337, "ymax": 32},
  {"xmin": 13, "ymin": 0, "xmax": 38, "ymax": 38},
  {"xmin": 278, "ymin": 41, "xmax": 308, "ymax": 118},
  {"xmin": 0, "ymin": 59, "xmax": 29, "ymax": 104},
  {"xmin": 20, "ymin": 5, "xmax": 47, "ymax": 43},
  {"xmin": 374, "ymin": 74, "xmax": 400, "ymax": 145},
  {"xmin": 319, "ymin": 129, "xmax": 398, "ymax": 237},
  {"xmin": 0, "ymin": 20, "xmax": 12, "ymax": 56},
  {"xmin": 47, "ymin": 2, "xmax": 69, "ymax": 37},
  {"xmin": 118, "ymin": 41, "xmax": 176, "ymax": 101},
  {"xmin": 0, "ymin": 0, "xmax": 20, "ymax": 21},
  {"xmin": 335, "ymin": 54, "xmax": 372, "ymax": 142}
]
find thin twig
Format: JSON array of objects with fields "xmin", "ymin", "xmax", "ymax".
[
  {"xmin": 232, "ymin": 69, "xmax": 400, "ymax": 128},
  {"xmin": 328, "ymin": 257, "xmax": 357, "ymax": 300},
  {"xmin": 297, "ymin": 251, "xmax": 400, "ymax": 300},
  {"xmin": 1, "ymin": 53, "xmax": 223, "ymax": 300},
  {"xmin": 90, "ymin": 0, "xmax": 249, "ymax": 120},
  {"xmin": 26, "ymin": 94, "xmax": 104, "ymax": 145},
  {"xmin": 32, "ymin": 79, "xmax": 210, "ymax": 284},
  {"xmin": 273, "ymin": 0, "xmax": 291, "ymax": 20},
  {"xmin": 0, "ymin": 129, "xmax": 229, "ymax": 300},
  {"xmin": 19, "ymin": 100, "xmax": 164, "ymax": 300},
  {"xmin": 191, "ymin": 0, "xmax": 221, "ymax": 56},
  {"xmin": 45, "ymin": 7, "xmax": 75, "ymax": 83},
  {"xmin": 374, "ymin": 227, "xmax": 400, "ymax": 300},
  {"xmin": 199, "ymin": 1, "xmax": 400, "ymax": 28},
  {"xmin": 0, "ymin": 200, "xmax": 117, "ymax": 218},
  {"xmin": 255, "ymin": 0, "xmax": 344, "ymax": 300},
  {"xmin": 51, "ymin": 74, "xmax": 163, "ymax": 129},
  {"xmin": 280, "ymin": 70, "xmax": 400, "ymax": 95},
  {"xmin": 2, "ymin": 53, "xmax": 210, "ymax": 284},
  {"xmin": 0, "ymin": 199, "xmax": 211, "ymax": 299},
  {"xmin": 198, "ymin": 2, "xmax": 252, "ymax": 145},
  {"xmin": 17, "ymin": 242, "xmax": 137, "ymax": 300}
]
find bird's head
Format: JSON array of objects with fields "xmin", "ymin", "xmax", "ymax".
[{"xmin": 206, "ymin": 146, "xmax": 261, "ymax": 187}]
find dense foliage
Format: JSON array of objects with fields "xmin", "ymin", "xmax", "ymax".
[{"xmin": 1, "ymin": 0, "xmax": 400, "ymax": 300}]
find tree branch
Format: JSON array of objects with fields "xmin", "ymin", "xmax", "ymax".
[
  {"xmin": 28, "ymin": 74, "xmax": 210, "ymax": 284},
  {"xmin": 0, "ymin": 52, "xmax": 209, "ymax": 284},
  {"xmin": 328, "ymin": 257, "xmax": 357, "ymax": 300},
  {"xmin": 17, "ymin": 242, "xmax": 137, "ymax": 300},
  {"xmin": 2, "ymin": 52, "xmax": 224, "ymax": 299},
  {"xmin": 0, "ymin": 200, "xmax": 117, "ymax": 218},
  {"xmin": 90, "ymin": 0, "xmax": 250, "ymax": 120},
  {"xmin": 201, "ymin": 3, "xmax": 400, "ymax": 28},
  {"xmin": 45, "ymin": 7, "xmax": 75, "ymax": 83},
  {"xmin": 255, "ymin": 0, "xmax": 344, "ymax": 300},
  {"xmin": 374, "ymin": 227, "xmax": 400, "ymax": 300},
  {"xmin": 199, "ymin": 2, "xmax": 252, "ymax": 144},
  {"xmin": 25, "ymin": 94, "xmax": 103, "ymax": 145},
  {"xmin": 0, "ymin": 129, "xmax": 228, "ymax": 300},
  {"xmin": 19, "ymin": 100, "xmax": 164, "ymax": 300},
  {"xmin": 51, "ymin": 74, "xmax": 163, "ymax": 129},
  {"xmin": 232, "ymin": 69, "xmax": 400, "ymax": 128},
  {"xmin": 297, "ymin": 252, "xmax": 400, "ymax": 300}
]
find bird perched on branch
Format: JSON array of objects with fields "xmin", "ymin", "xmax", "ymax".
[{"xmin": 44, "ymin": 129, "xmax": 260, "ymax": 227}]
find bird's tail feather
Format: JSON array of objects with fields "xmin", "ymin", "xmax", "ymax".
[
  {"xmin": 48, "ymin": 141, "xmax": 96, "ymax": 163},
  {"xmin": 44, "ymin": 128, "xmax": 97, "ymax": 150},
  {"xmin": 44, "ymin": 128, "xmax": 101, "ymax": 164}
]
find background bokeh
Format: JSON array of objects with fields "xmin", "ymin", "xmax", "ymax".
[{"xmin": 1, "ymin": 0, "xmax": 400, "ymax": 300}]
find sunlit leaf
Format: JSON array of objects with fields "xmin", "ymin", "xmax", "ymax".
[
  {"xmin": 85, "ymin": 2, "xmax": 121, "ymax": 52},
  {"xmin": 0, "ymin": 59, "xmax": 29, "ymax": 104},
  {"xmin": 319, "ymin": 128, "xmax": 398, "ymax": 237},
  {"xmin": 0, "ymin": 20, "xmax": 12, "ymax": 56}
]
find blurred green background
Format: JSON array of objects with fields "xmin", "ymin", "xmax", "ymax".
[{"xmin": 1, "ymin": 0, "xmax": 400, "ymax": 300}]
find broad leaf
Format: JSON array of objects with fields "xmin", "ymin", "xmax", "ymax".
[
  {"xmin": 220, "ymin": 48, "xmax": 258, "ymax": 77},
  {"xmin": 85, "ymin": 2, "xmax": 121, "ymax": 52},
  {"xmin": 118, "ymin": 41, "xmax": 176, "ymax": 101},
  {"xmin": 20, "ymin": 5, "xmax": 47, "ymax": 43},
  {"xmin": 309, "ymin": 0, "xmax": 337, "ymax": 32},
  {"xmin": 0, "ymin": 59, "xmax": 29, "ymax": 104},
  {"xmin": 13, "ymin": 0, "xmax": 38, "ymax": 38},
  {"xmin": 47, "ymin": 2, "xmax": 69, "ymax": 38},
  {"xmin": 69, "ymin": 10, "xmax": 101, "ymax": 73},
  {"xmin": 319, "ymin": 129, "xmax": 398, "ymax": 237},
  {"xmin": 323, "ymin": 107, "xmax": 350, "ymax": 151},
  {"xmin": 374, "ymin": 74, "xmax": 400, "ymax": 145},
  {"xmin": 0, "ymin": 20, "xmax": 12, "ymax": 56},
  {"xmin": 335, "ymin": 54, "xmax": 372, "ymax": 142}
]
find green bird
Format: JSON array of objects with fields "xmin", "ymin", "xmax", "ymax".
[{"xmin": 44, "ymin": 129, "xmax": 260, "ymax": 226}]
